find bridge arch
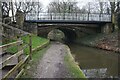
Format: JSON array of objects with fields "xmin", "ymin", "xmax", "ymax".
[
  {"xmin": 47, "ymin": 29, "xmax": 65, "ymax": 42},
  {"xmin": 57, "ymin": 27, "xmax": 77, "ymax": 42},
  {"xmin": 46, "ymin": 27, "xmax": 77, "ymax": 43}
]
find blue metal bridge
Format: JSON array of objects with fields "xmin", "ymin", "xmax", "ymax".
[{"xmin": 25, "ymin": 13, "xmax": 112, "ymax": 24}]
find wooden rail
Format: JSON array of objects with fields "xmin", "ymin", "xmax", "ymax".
[
  {"xmin": 2, "ymin": 55, "xmax": 29, "ymax": 79},
  {"xmin": 1, "ymin": 34, "xmax": 32, "ymax": 79},
  {"xmin": 1, "ymin": 37, "xmax": 50, "ymax": 79},
  {"xmin": 1, "ymin": 20, "xmax": 49, "ymax": 79},
  {"xmin": 0, "ymin": 50, "xmax": 23, "ymax": 69},
  {"xmin": 0, "ymin": 16, "xmax": 33, "ymax": 79},
  {"xmin": 0, "ymin": 40, "xmax": 23, "ymax": 55}
]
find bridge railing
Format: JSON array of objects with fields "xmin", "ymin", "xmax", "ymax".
[{"xmin": 26, "ymin": 13, "xmax": 111, "ymax": 22}]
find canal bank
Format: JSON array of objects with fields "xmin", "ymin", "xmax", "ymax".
[
  {"xmin": 75, "ymin": 31, "xmax": 120, "ymax": 53},
  {"xmin": 22, "ymin": 42, "xmax": 86, "ymax": 78},
  {"xmin": 67, "ymin": 43, "xmax": 120, "ymax": 78}
]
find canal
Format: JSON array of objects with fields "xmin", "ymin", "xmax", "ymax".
[{"xmin": 68, "ymin": 43, "xmax": 119, "ymax": 78}]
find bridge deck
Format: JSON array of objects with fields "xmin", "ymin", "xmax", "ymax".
[{"xmin": 25, "ymin": 20, "xmax": 111, "ymax": 24}]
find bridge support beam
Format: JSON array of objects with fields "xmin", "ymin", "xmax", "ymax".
[{"xmin": 101, "ymin": 23, "xmax": 113, "ymax": 34}]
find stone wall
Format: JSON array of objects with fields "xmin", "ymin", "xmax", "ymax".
[
  {"xmin": 24, "ymin": 23, "xmax": 38, "ymax": 35},
  {"xmin": 15, "ymin": 10, "xmax": 38, "ymax": 35},
  {"xmin": 15, "ymin": 10, "xmax": 25, "ymax": 29}
]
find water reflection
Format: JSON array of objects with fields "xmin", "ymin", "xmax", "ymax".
[
  {"xmin": 83, "ymin": 68, "xmax": 107, "ymax": 78},
  {"xmin": 68, "ymin": 43, "xmax": 119, "ymax": 78}
]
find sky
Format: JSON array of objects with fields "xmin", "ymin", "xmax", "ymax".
[
  {"xmin": 39, "ymin": 0, "xmax": 98, "ymax": 12},
  {"xmin": 9, "ymin": 0, "xmax": 110, "ymax": 16},
  {"xmin": 9, "ymin": 0, "xmax": 110, "ymax": 11}
]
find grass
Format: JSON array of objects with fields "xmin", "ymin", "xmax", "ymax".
[
  {"xmin": 64, "ymin": 46, "xmax": 87, "ymax": 79},
  {"xmin": 6, "ymin": 35, "xmax": 49, "ymax": 54}
]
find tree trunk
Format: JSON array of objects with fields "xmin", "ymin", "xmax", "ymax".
[
  {"xmin": 0, "ymin": 1, "xmax": 3, "ymax": 47},
  {"xmin": 0, "ymin": 1, "xmax": 2, "ymax": 22},
  {"xmin": 110, "ymin": 2, "xmax": 115, "ymax": 31},
  {"xmin": 11, "ymin": 0, "xmax": 15, "ymax": 22},
  {"xmin": 118, "ymin": 12, "xmax": 120, "ymax": 29}
]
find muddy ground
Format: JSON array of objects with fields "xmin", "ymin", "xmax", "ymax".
[{"xmin": 33, "ymin": 42, "xmax": 71, "ymax": 78}]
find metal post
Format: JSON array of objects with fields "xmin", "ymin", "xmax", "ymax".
[
  {"xmin": 99, "ymin": 13, "xmax": 101, "ymax": 21},
  {"xmin": 88, "ymin": 13, "xmax": 89, "ymax": 21},
  {"xmin": 50, "ymin": 13, "xmax": 52, "ymax": 20}
]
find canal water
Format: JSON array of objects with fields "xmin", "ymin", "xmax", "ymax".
[{"xmin": 68, "ymin": 43, "xmax": 119, "ymax": 78}]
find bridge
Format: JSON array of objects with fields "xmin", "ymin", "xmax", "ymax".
[
  {"xmin": 25, "ymin": 13, "xmax": 112, "ymax": 24},
  {"xmin": 25, "ymin": 13, "xmax": 112, "ymax": 36},
  {"xmin": 24, "ymin": 13, "xmax": 113, "ymax": 41}
]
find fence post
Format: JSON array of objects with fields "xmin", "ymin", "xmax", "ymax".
[
  {"xmin": 17, "ymin": 36, "xmax": 21, "ymax": 63},
  {"xmin": 17, "ymin": 35, "xmax": 23, "ymax": 73},
  {"xmin": 29, "ymin": 34, "xmax": 32, "ymax": 60}
]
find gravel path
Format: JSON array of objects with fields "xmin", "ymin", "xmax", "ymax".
[{"xmin": 33, "ymin": 42, "xmax": 71, "ymax": 78}]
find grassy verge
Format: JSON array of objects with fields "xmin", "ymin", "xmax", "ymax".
[
  {"xmin": 64, "ymin": 46, "xmax": 87, "ymax": 79},
  {"xmin": 6, "ymin": 35, "xmax": 49, "ymax": 54}
]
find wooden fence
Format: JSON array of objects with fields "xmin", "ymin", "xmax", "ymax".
[
  {"xmin": 1, "ymin": 34, "xmax": 32, "ymax": 79},
  {"xmin": 1, "ymin": 16, "xmax": 49, "ymax": 79},
  {"xmin": 1, "ymin": 17, "xmax": 33, "ymax": 79}
]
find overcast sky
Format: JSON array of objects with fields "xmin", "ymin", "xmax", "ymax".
[
  {"xmin": 10, "ymin": 0, "xmax": 94, "ymax": 16},
  {"xmin": 10, "ymin": 0, "xmax": 110, "ymax": 11},
  {"xmin": 9, "ymin": 0, "xmax": 110, "ymax": 16},
  {"xmin": 39, "ymin": 0, "xmax": 99, "ymax": 12}
]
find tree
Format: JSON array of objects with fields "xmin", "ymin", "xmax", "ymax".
[
  {"xmin": 0, "ymin": 1, "xmax": 2, "ymax": 21},
  {"xmin": 14, "ymin": 1, "xmax": 42, "ymax": 29},
  {"xmin": 116, "ymin": 2, "xmax": 120, "ymax": 29},
  {"xmin": 47, "ymin": 0, "xmax": 79, "ymax": 13},
  {"xmin": 1, "ymin": 2, "xmax": 10, "ymax": 18},
  {"xmin": 47, "ymin": 0, "xmax": 80, "ymax": 19},
  {"xmin": 109, "ymin": 1, "xmax": 120, "ymax": 29},
  {"xmin": 118, "ymin": 12, "xmax": 120, "ymax": 29},
  {"xmin": 14, "ymin": 1, "xmax": 36, "ymax": 14},
  {"xmin": 30, "ymin": 2, "xmax": 42, "ymax": 19},
  {"xmin": 14, "ymin": 0, "xmax": 42, "ymax": 20}
]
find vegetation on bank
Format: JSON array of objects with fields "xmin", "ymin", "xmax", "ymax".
[
  {"xmin": 6, "ymin": 35, "xmax": 49, "ymax": 54},
  {"xmin": 79, "ymin": 31, "xmax": 119, "ymax": 53},
  {"xmin": 64, "ymin": 46, "xmax": 86, "ymax": 79}
]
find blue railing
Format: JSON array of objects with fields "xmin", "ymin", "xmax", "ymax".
[{"xmin": 26, "ymin": 13, "xmax": 111, "ymax": 22}]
